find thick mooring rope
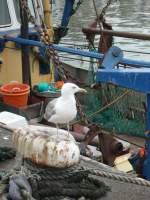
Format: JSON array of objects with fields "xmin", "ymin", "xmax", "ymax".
[
  {"xmin": 21, "ymin": 159, "xmax": 86, "ymax": 181},
  {"xmin": 89, "ymin": 169, "xmax": 150, "ymax": 187},
  {"xmin": 23, "ymin": 159, "xmax": 150, "ymax": 188},
  {"xmin": 80, "ymin": 157, "xmax": 150, "ymax": 187},
  {"xmin": 21, "ymin": 160, "xmax": 110, "ymax": 200}
]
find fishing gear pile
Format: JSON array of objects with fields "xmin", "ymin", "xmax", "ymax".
[
  {"xmin": 0, "ymin": 159, "xmax": 110, "ymax": 200},
  {"xmin": 22, "ymin": 159, "xmax": 110, "ymax": 200},
  {"xmin": 0, "ymin": 147, "xmax": 16, "ymax": 162}
]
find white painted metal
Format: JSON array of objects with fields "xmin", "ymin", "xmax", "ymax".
[
  {"xmin": 12, "ymin": 125, "xmax": 80, "ymax": 168},
  {"xmin": 0, "ymin": 111, "xmax": 28, "ymax": 129},
  {"xmin": 0, "ymin": 0, "xmax": 43, "ymax": 33}
]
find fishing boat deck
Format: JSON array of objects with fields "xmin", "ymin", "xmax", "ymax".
[{"xmin": 0, "ymin": 126, "xmax": 150, "ymax": 200}]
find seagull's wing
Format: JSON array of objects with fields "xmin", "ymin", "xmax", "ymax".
[{"xmin": 44, "ymin": 98, "xmax": 57, "ymax": 121}]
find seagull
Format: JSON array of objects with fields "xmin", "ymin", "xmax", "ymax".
[{"xmin": 44, "ymin": 83, "xmax": 87, "ymax": 138}]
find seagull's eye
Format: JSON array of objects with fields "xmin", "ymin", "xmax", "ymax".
[{"xmin": 72, "ymin": 86, "xmax": 76, "ymax": 89}]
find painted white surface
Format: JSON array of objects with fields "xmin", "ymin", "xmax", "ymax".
[
  {"xmin": 0, "ymin": 111, "xmax": 28, "ymax": 129},
  {"xmin": 13, "ymin": 125, "xmax": 80, "ymax": 168}
]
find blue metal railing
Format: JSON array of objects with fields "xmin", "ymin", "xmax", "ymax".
[{"xmin": 1, "ymin": 36, "xmax": 150, "ymax": 68}]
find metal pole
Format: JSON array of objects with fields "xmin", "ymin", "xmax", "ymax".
[
  {"xmin": 61, "ymin": 0, "xmax": 75, "ymax": 28},
  {"xmin": 4, "ymin": 36, "xmax": 150, "ymax": 68},
  {"xmin": 42, "ymin": 0, "xmax": 53, "ymax": 42},
  {"xmin": 42, "ymin": 0, "xmax": 54, "ymax": 81},
  {"xmin": 82, "ymin": 27, "xmax": 150, "ymax": 41},
  {"xmin": 19, "ymin": 0, "xmax": 31, "ymax": 86},
  {"xmin": 143, "ymin": 94, "xmax": 150, "ymax": 180}
]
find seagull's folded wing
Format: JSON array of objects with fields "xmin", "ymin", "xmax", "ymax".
[{"xmin": 44, "ymin": 99, "xmax": 57, "ymax": 121}]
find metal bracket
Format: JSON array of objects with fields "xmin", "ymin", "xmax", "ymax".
[{"xmin": 101, "ymin": 46, "xmax": 123, "ymax": 69}]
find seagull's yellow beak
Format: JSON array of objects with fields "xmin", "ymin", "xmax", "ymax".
[{"xmin": 78, "ymin": 88, "xmax": 87, "ymax": 93}]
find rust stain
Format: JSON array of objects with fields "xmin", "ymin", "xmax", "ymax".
[
  {"xmin": 43, "ymin": 143, "xmax": 48, "ymax": 155},
  {"xmin": 13, "ymin": 129, "xmax": 78, "ymax": 168},
  {"xmin": 59, "ymin": 149, "xmax": 64, "ymax": 155},
  {"xmin": 31, "ymin": 154, "xmax": 37, "ymax": 163},
  {"xmin": 43, "ymin": 142, "xmax": 48, "ymax": 163},
  {"xmin": 14, "ymin": 132, "xmax": 20, "ymax": 146}
]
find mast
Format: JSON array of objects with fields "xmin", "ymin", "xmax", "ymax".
[
  {"xmin": 42, "ymin": 0, "xmax": 53, "ymax": 42},
  {"xmin": 42, "ymin": 0, "xmax": 54, "ymax": 81},
  {"xmin": 19, "ymin": 0, "xmax": 31, "ymax": 86}
]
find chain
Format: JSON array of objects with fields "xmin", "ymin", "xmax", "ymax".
[
  {"xmin": 92, "ymin": 0, "xmax": 115, "ymax": 53},
  {"xmin": 76, "ymin": 97, "xmax": 89, "ymax": 125},
  {"xmin": 99, "ymin": 0, "xmax": 115, "ymax": 21},
  {"xmin": 20, "ymin": 0, "xmax": 68, "ymax": 81},
  {"xmin": 19, "ymin": 0, "xmax": 126, "ymax": 126},
  {"xmin": 93, "ymin": 0, "xmax": 116, "ymax": 22},
  {"xmin": 20, "ymin": 0, "xmax": 45, "ymax": 41},
  {"xmin": 72, "ymin": 0, "xmax": 84, "ymax": 15},
  {"xmin": 20, "ymin": 0, "xmax": 91, "ymax": 83}
]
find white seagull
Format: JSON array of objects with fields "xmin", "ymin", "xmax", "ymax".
[{"xmin": 44, "ymin": 83, "xmax": 87, "ymax": 137}]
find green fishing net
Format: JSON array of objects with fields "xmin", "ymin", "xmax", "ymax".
[{"xmin": 83, "ymin": 62, "xmax": 146, "ymax": 138}]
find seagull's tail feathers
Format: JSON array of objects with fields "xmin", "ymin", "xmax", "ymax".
[{"xmin": 43, "ymin": 112, "xmax": 48, "ymax": 120}]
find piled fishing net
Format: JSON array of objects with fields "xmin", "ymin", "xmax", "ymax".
[
  {"xmin": 83, "ymin": 84, "xmax": 146, "ymax": 137},
  {"xmin": 82, "ymin": 60, "xmax": 146, "ymax": 138},
  {"xmin": 0, "ymin": 147, "xmax": 16, "ymax": 161}
]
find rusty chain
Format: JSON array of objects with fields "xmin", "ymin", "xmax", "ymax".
[
  {"xmin": 20, "ymin": 0, "xmax": 69, "ymax": 81},
  {"xmin": 99, "ymin": 0, "xmax": 115, "ymax": 21},
  {"xmin": 72, "ymin": 0, "xmax": 84, "ymax": 15},
  {"xmin": 19, "ymin": 0, "xmax": 88, "ymax": 123},
  {"xmin": 20, "ymin": 0, "xmax": 129, "ymax": 128},
  {"xmin": 92, "ymin": 0, "xmax": 116, "ymax": 52},
  {"xmin": 93, "ymin": 0, "xmax": 116, "ymax": 23}
]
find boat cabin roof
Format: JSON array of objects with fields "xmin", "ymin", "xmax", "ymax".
[{"xmin": 0, "ymin": 0, "xmax": 43, "ymax": 35}]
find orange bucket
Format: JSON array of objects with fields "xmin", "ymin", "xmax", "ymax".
[{"xmin": 0, "ymin": 83, "xmax": 30, "ymax": 107}]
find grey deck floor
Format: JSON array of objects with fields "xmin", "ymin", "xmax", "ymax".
[{"xmin": 0, "ymin": 126, "xmax": 150, "ymax": 200}]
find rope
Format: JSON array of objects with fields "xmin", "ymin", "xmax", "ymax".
[
  {"xmin": 1, "ymin": 158, "xmax": 150, "ymax": 200},
  {"xmin": 21, "ymin": 160, "xmax": 110, "ymax": 200},
  {"xmin": 59, "ymin": 55, "xmax": 97, "ymax": 63},
  {"xmin": 72, "ymin": 0, "xmax": 84, "ymax": 15},
  {"xmin": 19, "ymin": 0, "xmax": 89, "ymax": 88},
  {"xmin": 22, "ymin": 159, "xmax": 86, "ymax": 181},
  {"xmin": 19, "ymin": 0, "xmax": 67, "ymax": 80},
  {"xmin": 98, "ymin": 0, "xmax": 115, "ymax": 20},
  {"xmin": 114, "ymin": 134, "xmax": 145, "ymax": 148},
  {"xmin": 22, "ymin": 159, "xmax": 150, "ymax": 188},
  {"xmin": 72, "ymin": 89, "xmax": 130, "ymax": 124},
  {"xmin": 92, "ymin": 0, "xmax": 107, "ymax": 50},
  {"xmin": 123, "ymin": 49, "xmax": 150, "ymax": 55},
  {"xmin": 0, "ymin": 147, "xmax": 16, "ymax": 161},
  {"xmin": 87, "ymin": 90, "xmax": 130, "ymax": 119},
  {"xmin": 89, "ymin": 169, "xmax": 150, "ymax": 187},
  {"xmin": 59, "ymin": 42, "xmax": 150, "ymax": 55},
  {"xmin": 92, "ymin": 0, "xmax": 115, "ymax": 52}
]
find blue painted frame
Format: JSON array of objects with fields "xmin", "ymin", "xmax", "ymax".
[
  {"xmin": 96, "ymin": 46, "xmax": 150, "ymax": 180},
  {"xmin": 1, "ymin": 36, "xmax": 150, "ymax": 68},
  {"xmin": 61, "ymin": 0, "xmax": 75, "ymax": 29}
]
